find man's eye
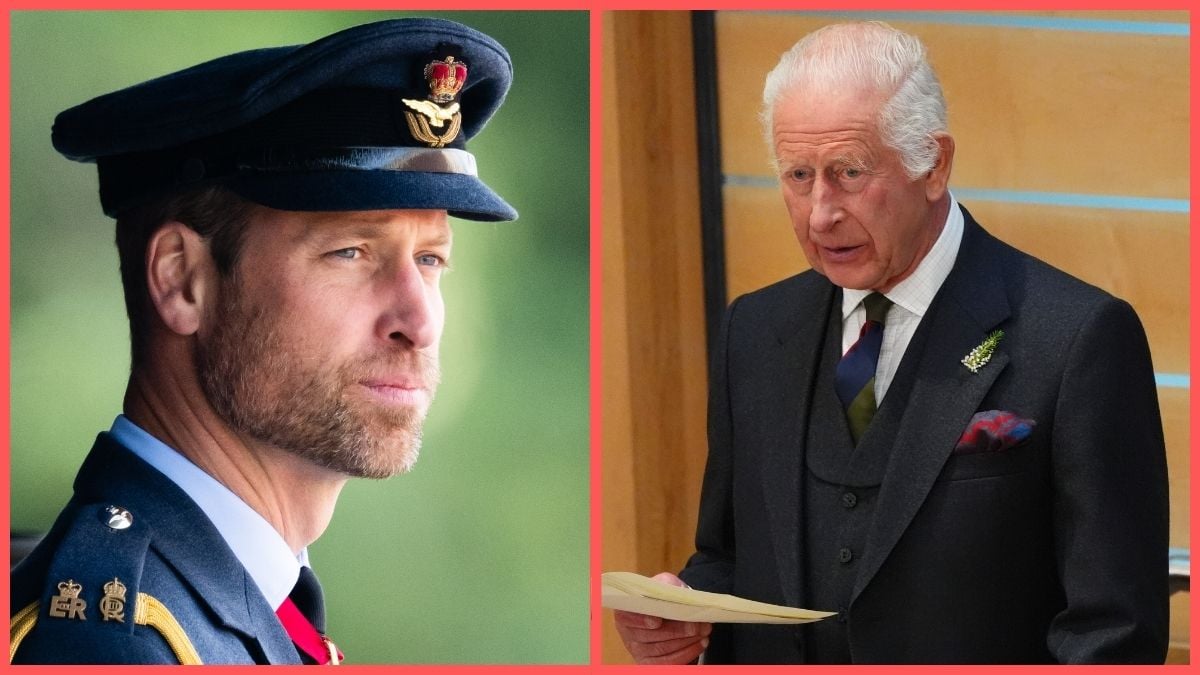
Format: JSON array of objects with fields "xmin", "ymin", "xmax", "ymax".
[
  {"xmin": 844, "ymin": 167, "xmax": 862, "ymax": 178},
  {"xmin": 329, "ymin": 248, "xmax": 361, "ymax": 260},
  {"xmin": 788, "ymin": 168, "xmax": 810, "ymax": 181},
  {"xmin": 417, "ymin": 253, "xmax": 447, "ymax": 268}
]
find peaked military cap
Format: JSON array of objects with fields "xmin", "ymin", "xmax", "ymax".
[{"xmin": 52, "ymin": 18, "xmax": 517, "ymax": 221}]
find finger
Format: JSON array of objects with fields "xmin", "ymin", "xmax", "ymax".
[
  {"xmin": 635, "ymin": 637, "xmax": 710, "ymax": 666},
  {"xmin": 616, "ymin": 618, "xmax": 710, "ymax": 643},
  {"xmin": 613, "ymin": 610, "xmax": 662, "ymax": 630},
  {"xmin": 629, "ymin": 634, "xmax": 710, "ymax": 659},
  {"xmin": 650, "ymin": 572, "xmax": 688, "ymax": 588}
]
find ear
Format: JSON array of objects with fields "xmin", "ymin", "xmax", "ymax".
[
  {"xmin": 145, "ymin": 222, "xmax": 216, "ymax": 336},
  {"xmin": 924, "ymin": 133, "xmax": 955, "ymax": 202}
]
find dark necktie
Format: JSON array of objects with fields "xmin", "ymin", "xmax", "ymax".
[
  {"xmin": 277, "ymin": 566, "xmax": 343, "ymax": 665},
  {"xmin": 835, "ymin": 292, "xmax": 893, "ymax": 443}
]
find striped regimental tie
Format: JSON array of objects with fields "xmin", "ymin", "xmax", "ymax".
[{"xmin": 835, "ymin": 292, "xmax": 893, "ymax": 443}]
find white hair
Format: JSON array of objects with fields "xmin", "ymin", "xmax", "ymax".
[{"xmin": 761, "ymin": 21, "xmax": 947, "ymax": 179}]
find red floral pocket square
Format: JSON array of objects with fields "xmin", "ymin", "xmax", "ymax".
[{"xmin": 954, "ymin": 410, "xmax": 1035, "ymax": 455}]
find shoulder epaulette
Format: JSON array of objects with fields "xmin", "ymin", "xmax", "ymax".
[{"xmin": 9, "ymin": 502, "xmax": 202, "ymax": 664}]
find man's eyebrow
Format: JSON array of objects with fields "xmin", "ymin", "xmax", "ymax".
[
  {"xmin": 421, "ymin": 230, "xmax": 453, "ymax": 248},
  {"xmin": 291, "ymin": 218, "xmax": 384, "ymax": 245},
  {"xmin": 832, "ymin": 153, "xmax": 870, "ymax": 169},
  {"xmin": 294, "ymin": 218, "xmax": 452, "ymax": 247}
]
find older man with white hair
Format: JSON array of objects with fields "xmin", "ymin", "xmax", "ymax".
[{"xmin": 614, "ymin": 21, "xmax": 1167, "ymax": 664}]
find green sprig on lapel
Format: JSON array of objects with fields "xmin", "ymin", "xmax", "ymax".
[{"xmin": 962, "ymin": 329, "xmax": 1004, "ymax": 374}]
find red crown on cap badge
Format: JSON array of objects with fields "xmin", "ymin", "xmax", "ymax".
[{"xmin": 424, "ymin": 56, "xmax": 467, "ymax": 103}]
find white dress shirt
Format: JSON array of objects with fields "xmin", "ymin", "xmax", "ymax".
[
  {"xmin": 110, "ymin": 415, "xmax": 307, "ymax": 610},
  {"xmin": 840, "ymin": 194, "xmax": 964, "ymax": 404}
]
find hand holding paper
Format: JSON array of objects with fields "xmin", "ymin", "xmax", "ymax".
[
  {"xmin": 604, "ymin": 571, "xmax": 835, "ymax": 624},
  {"xmin": 610, "ymin": 572, "xmax": 711, "ymax": 665}
]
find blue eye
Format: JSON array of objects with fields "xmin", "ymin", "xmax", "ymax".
[
  {"xmin": 417, "ymin": 253, "xmax": 447, "ymax": 268},
  {"xmin": 844, "ymin": 167, "xmax": 862, "ymax": 178},
  {"xmin": 329, "ymin": 248, "xmax": 360, "ymax": 260}
]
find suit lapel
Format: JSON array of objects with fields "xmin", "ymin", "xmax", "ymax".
[
  {"xmin": 151, "ymin": 520, "xmax": 300, "ymax": 664},
  {"xmin": 851, "ymin": 215, "xmax": 1012, "ymax": 604},
  {"xmin": 759, "ymin": 278, "xmax": 837, "ymax": 607}
]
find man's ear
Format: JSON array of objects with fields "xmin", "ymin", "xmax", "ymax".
[
  {"xmin": 145, "ymin": 222, "xmax": 216, "ymax": 336},
  {"xmin": 924, "ymin": 132, "xmax": 955, "ymax": 202}
]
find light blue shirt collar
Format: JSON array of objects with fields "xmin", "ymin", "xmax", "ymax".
[{"xmin": 110, "ymin": 415, "xmax": 306, "ymax": 609}]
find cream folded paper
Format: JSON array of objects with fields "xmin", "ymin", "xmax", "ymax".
[{"xmin": 602, "ymin": 571, "xmax": 835, "ymax": 624}]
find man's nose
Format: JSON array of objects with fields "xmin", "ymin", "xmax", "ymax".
[
  {"xmin": 378, "ymin": 261, "xmax": 441, "ymax": 350},
  {"xmin": 808, "ymin": 176, "xmax": 843, "ymax": 233}
]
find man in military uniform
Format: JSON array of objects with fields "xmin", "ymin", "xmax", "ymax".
[{"xmin": 11, "ymin": 18, "xmax": 516, "ymax": 664}]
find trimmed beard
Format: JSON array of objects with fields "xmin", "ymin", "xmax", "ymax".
[{"xmin": 195, "ymin": 278, "xmax": 440, "ymax": 478}]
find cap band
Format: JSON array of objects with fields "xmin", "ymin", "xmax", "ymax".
[{"xmin": 238, "ymin": 147, "xmax": 478, "ymax": 176}]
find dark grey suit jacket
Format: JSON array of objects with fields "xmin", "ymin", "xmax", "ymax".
[{"xmin": 679, "ymin": 208, "xmax": 1169, "ymax": 663}]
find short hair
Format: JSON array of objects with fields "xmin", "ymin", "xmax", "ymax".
[
  {"xmin": 114, "ymin": 185, "xmax": 257, "ymax": 367},
  {"xmin": 761, "ymin": 21, "xmax": 948, "ymax": 179}
]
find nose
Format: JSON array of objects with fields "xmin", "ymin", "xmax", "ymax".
[
  {"xmin": 808, "ymin": 175, "xmax": 842, "ymax": 234},
  {"xmin": 378, "ymin": 260, "xmax": 442, "ymax": 350}
]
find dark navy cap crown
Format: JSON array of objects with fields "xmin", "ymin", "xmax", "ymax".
[{"xmin": 52, "ymin": 18, "xmax": 517, "ymax": 221}]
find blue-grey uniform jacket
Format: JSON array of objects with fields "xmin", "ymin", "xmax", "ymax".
[{"xmin": 10, "ymin": 434, "xmax": 302, "ymax": 664}]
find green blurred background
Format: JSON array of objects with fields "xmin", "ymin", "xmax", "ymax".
[{"xmin": 10, "ymin": 11, "xmax": 588, "ymax": 664}]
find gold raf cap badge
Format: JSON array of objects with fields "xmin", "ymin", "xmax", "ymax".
[
  {"xmin": 402, "ymin": 53, "xmax": 467, "ymax": 148},
  {"xmin": 49, "ymin": 579, "xmax": 88, "ymax": 621},
  {"xmin": 100, "ymin": 577, "xmax": 127, "ymax": 622}
]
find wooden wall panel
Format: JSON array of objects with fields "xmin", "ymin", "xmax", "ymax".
[
  {"xmin": 601, "ymin": 11, "xmax": 710, "ymax": 664},
  {"xmin": 721, "ymin": 183, "xmax": 802, "ymax": 297},
  {"xmin": 600, "ymin": 12, "xmax": 638, "ymax": 666},
  {"xmin": 1170, "ymin": 590, "xmax": 1190, "ymax": 661},
  {"xmin": 1015, "ymin": 11, "xmax": 1188, "ymax": 21}
]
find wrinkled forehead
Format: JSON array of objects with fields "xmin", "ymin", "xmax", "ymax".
[{"xmin": 772, "ymin": 84, "xmax": 888, "ymax": 136}]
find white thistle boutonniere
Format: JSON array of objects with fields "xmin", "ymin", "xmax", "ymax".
[{"xmin": 962, "ymin": 330, "xmax": 1004, "ymax": 373}]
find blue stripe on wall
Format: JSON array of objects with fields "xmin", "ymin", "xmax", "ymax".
[
  {"xmin": 721, "ymin": 176, "xmax": 1190, "ymax": 214},
  {"xmin": 951, "ymin": 188, "xmax": 1190, "ymax": 214},
  {"xmin": 722, "ymin": 175, "xmax": 778, "ymax": 189},
  {"xmin": 760, "ymin": 11, "xmax": 1189, "ymax": 37},
  {"xmin": 1156, "ymin": 374, "xmax": 1190, "ymax": 389}
]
